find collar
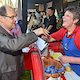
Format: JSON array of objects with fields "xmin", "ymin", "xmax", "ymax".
[
  {"xmin": 49, "ymin": 14, "xmax": 54, "ymax": 18},
  {"xmin": 0, "ymin": 24, "xmax": 13, "ymax": 35},
  {"xmin": 66, "ymin": 26, "xmax": 80, "ymax": 38},
  {"xmin": 0, "ymin": 25, "xmax": 13, "ymax": 36}
]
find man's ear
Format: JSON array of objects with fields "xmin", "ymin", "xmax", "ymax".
[
  {"xmin": 74, "ymin": 19, "xmax": 79, "ymax": 24},
  {"xmin": 0, "ymin": 15, "xmax": 3, "ymax": 19},
  {"xmin": 0, "ymin": 15, "xmax": 5, "ymax": 21},
  {"xmin": 0, "ymin": 16, "xmax": 5, "ymax": 24}
]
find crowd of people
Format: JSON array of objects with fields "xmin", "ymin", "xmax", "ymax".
[{"xmin": 27, "ymin": 7, "xmax": 58, "ymax": 34}]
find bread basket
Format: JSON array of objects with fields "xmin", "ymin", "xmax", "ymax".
[{"xmin": 42, "ymin": 56, "xmax": 65, "ymax": 79}]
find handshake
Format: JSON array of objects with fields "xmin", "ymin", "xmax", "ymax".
[
  {"xmin": 33, "ymin": 27, "xmax": 55, "ymax": 42},
  {"xmin": 33, "ymin": 27, "xmax": 51, "ymax": 42},
  {"xmin": 33, "ymin": 27, "xmax": 49, "ymax": 36}
]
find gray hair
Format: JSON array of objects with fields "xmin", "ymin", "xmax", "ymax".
[
  {"xmin": 0, "ymin": 6, "xmax": 7, "ymax": 16},
  {"xmin": 64, "ymin": 6, "xmax": 80, "ymax": 25}
]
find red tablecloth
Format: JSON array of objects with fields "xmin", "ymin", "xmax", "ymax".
[
  {"xmin": 23, "ymin": 48, "xmax": 44, "ymax": 80},
  {"xmin": 24, "ymin": 52, "xmax": 32, "ymax": 70},
  {"xmin": 49, "ymin": 42, "xmax": 64, "ymax": 54}
]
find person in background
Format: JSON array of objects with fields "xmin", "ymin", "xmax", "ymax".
[
  {"xmin": 57, "ymin": 11, "xmax": 63, "ymax": 29},
  {"xmin": 47, "ymin": 6, "xmax": 80, "ymax": 76},
  {"xmin": 17, "ymin": 19, "xmax": 24, "ymax": 33},
  {"xmin": 45, "ymin": 7, "xmax": 57, "ymax": 34},
  {"xmin": 0, "ymin": 5, "xmax": 49, "ymax": 80},
  {"xmin": 28, "ymin": 12, "xmax": 38, "ymax": 30},
  {"xmin": 43, "ymin": 12, "xmax": 49, "ymax": 29},
  {"xmin": 11, "ymin": 23, "xmax": 22, "ymax": 36}
]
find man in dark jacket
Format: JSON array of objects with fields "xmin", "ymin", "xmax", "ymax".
[
  {"xmin": 46, "ymin": 7, "xmax": 57, "ymax": 34},
  {"xmin": 0, "ymin": 5, "xmax": 48, "ymax": 80}
]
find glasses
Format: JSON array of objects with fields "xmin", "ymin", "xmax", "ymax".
[{"xmin": 4, "ymin": 15, "xmax": 17, "ymax": 19}]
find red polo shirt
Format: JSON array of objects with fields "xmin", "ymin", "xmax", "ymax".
[{"xmin": 50, "ymin": 26, "xmax": 80, "ymax": 50}]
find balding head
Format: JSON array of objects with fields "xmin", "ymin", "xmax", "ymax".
[
  {"xmin": 0, "ymin": 5, "xmax": 15, "ymax": 17},
  {"xmin": 0, "ymin": 5, "xmax": 17, "ymax": 31}
]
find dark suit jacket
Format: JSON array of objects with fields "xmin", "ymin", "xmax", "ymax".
[{"xmin": 0, "ymin": 25, "xmax": 38, "ymax": 73}]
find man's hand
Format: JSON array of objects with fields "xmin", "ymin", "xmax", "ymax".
[{"xmin": 33, "ymin": 28, "xmax": 49, "ymax": 36}]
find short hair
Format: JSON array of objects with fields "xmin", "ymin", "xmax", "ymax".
[
  {"xmin": 64, "ymin": 6, "xmax": 80, "ymax": 25},
  {"xmin": 48, "ymin": 7, "xmax": 55, "ymax": 11},
  {"xmin": 0, "ymin": 6, "xmax": 7, "ymax": 16}
]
